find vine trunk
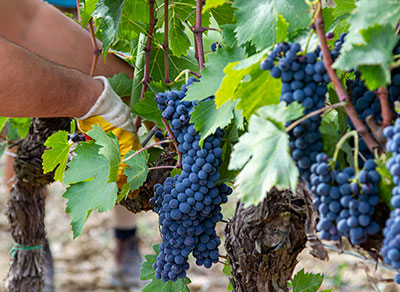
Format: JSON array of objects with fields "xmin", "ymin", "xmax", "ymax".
[
  {"xmin": 5, "ymin": 118, "xmax": 70, "ymax": 292},
  {"xmin": 224, "ymin": 186, "xmax": 311, "ymax": 292}
]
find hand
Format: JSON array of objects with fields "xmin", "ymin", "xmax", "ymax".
[{"xmin": 76, "ymin": 76, "xmax": 141, "ymax": 187}]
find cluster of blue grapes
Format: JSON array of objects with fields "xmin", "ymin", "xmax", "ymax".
[
  {"xmin": 310, "ymin": 153, "xmax": 380, "ymax": 244},
  {"xmin": 260, "ymin": 42, "xmax": 328, "ymax": 181},
  {"xmin": 151, "ymin": 78, "xmax": 232, "ymax": 282},
  {"xmin": 329, "ymin": 32, "xmax": 346, "ymax": 60},
  {"xmin": 382, "ymin": 121, "xmax": 400, "ymax": 283}
]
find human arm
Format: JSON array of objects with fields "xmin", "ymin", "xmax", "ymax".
[
  {"xmin": 0, "ymin": 0, "xmax": 132, "ymax": 78},
  {"xmin": 0, "ymin": 36, "xmax": 101, "ymax": 117}
]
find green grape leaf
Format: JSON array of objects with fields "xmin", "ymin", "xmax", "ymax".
[
  {"xmin": 335, "ymin": 24, "xmax": 399, "ymax": 90},
  {"xmin": 0, "ymin": 117, "xmax": 8, "ymax": 134},
  {"xmin": 216, "ymin": 54, "xmax": 282, "ymax": 118},
  {"xmin": 132, "ymin": 91, "xmax": 163, "ymax": 128},
  {"xmin": 63, "ymin": 126, "xmax": 120, "ymax": 238},
  {"xmin": 210, "ymin": 3, "xmax": 235, "ymax": 26},
  {"xmin": 80, "ymin": 0, "xmax": 99, "ymax": 27},
  {"xmin": 289, "ymin": 268, "xmax": 324, "ymax": 292},
  {"xmin": 93, "ymin": 0, "xmax": 124, "ymax": 54},
  {"xmin": 221, "ymin": 24, "xmax": 237, "ymax": 47},
  {"xmin": 233, "ymin": 0, "xmax": 311, "ymax": 50},
  {"xmin": 87, "ymin": 125, "xmax": 121, "ymax": 182},
  {"xmin": 123, "ymin": 0, "xmax": 149, "ymax": 24},
  {"xmin": 334, "ymin": 0, "xmax": 400, "ymax": 89},
  {"xmin": 0, "ymin": 142, "xmax": 6, "ymax": 160},
  {"xmin": 140, "ymin": 245, "xmax": 160, "ymax": 281},
  {"xmin": 42, "ymin": 131, "xmax": 72, "ymax": 182},
  {"xmin": 190, "ymin": 99, "xmax": 238, "ymax": 145},
  {"xmin": 140, "ymin": 244, "xmax": 191, "ymax": 292},
  {"xmin": 222, "ymin": 258, "xmax": 233, "ymax": 291},
  {"xmin": 172, "ymin": 0, "xmax": 211, "ymax": 30},
  {"xmin": 123, "ymin": 150, "xmax": 149, "ymax": 192},
  {"xmin": 203, "ymin": 0, "xmax": 226, "ymax": 11},
  {"xmin": 150, "ymin": 48, "xmax": 199, "ymax": 84},
  {"xmin": 332, "ymin": 0, "xmax": 357, "ymax": 19},
  {"xmin": 229, "ymin": 103, "xmax": 302, "ymax": 206},
  {"xmin": 276, "ymin": 12, "xmax": 289, "ymax": 43},
  {"xmin": 376, "ymin": 155, "xmax": 394, "ymax": 208},
  {"xmin": 8, "ymin": 118, "xmax": 31, "ymax": 139},
  {"xmin": 63, "ymin": 141, "xmax": 118, "ymax": 238},
  {"xmin": 108, "ymin": 73, "xmax": 133, "ymax": 97},
  {"xmin": 183, "ymin": 47, "xmax": 245, "ymax": 102},
  {"xmin": 169, "ymin": 15, "xmax": 191, "ymax": 57}
]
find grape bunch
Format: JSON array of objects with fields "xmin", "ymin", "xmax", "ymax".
[
  {"xmin": 382, "ymin": 121, "xmax": 400, "ymax": 283},
  {"xmin": 260, "ymin": 42, "xmax": 328, "ymax": 181},
  {"xmin": 310, "ymin": 153, "xmax": 380, "ymax": 244},
  {"xmin": 329, "ymin": 32, "xmax": 346, "ymax": 61},
  {"xmin": 151, "ymin": 78, "xmax": 232, "ymax": 282}
]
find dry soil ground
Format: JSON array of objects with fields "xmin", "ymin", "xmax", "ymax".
[{"xmin": 0, "ymin": 159, "xmax": 398, "ymax": 292}]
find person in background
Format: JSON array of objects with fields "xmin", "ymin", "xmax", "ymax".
[{"xmin": 0, "ymin": 0, "xmax": 143, "ymax": 290}]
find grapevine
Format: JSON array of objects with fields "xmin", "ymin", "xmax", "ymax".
[{"xmin": 9, "ymin": 0, "xmax": 400, "ymax": 291}]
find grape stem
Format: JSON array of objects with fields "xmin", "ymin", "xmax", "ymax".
[
  {"xmin": 322, "ymin": 242, "xmax": 400, "ymax": 274},
  {"xmin": 218, "ymin": 260, "xmax": 229, "ymax": 266},
  {"xmin": 166, "ymin": 69, "xmax": 201, "ymax": 86},
  {"xmin": 88, "ymin": 19, "xmax": 102, "ymax": 77},
  {"xmin": 303, "ymin": 29, "xmax": 315, "ymax": 54},
  {"xmin": 75, "ymin": 0, "xmax": 81, "ymax": 23},
  {"xmin": 192, "ymin": 0, "xmax": 205, "ymax": 71},
  {"xmin": 148, "ymin": 165, "xmax": 176, "ymax": 171},
  {"xmin": 122, "ymin": 140, "xmax": 172, "ymax": 162},
  {"xmin": 163, "ymin": 0, "xmax": 170, "ymax": 83},
  {"xmin": 332, "ymin": 130, "xmax": 360, "ymax": 176},
  {"xmin": 135, "ymin": 0, "xmax": 156, "ymax": 130},
  {"xmin": 141, "ymin": 125, "xmax": 158, "ymax": 147},
  {"xmin": 377, "ymin": 86, "xmax": 393, "ymax": 128},
  {"xmin": 285, "ymin": 102, "xmax": 346, "ymax": 133},
  {"xmin": 162, "ymin": 117, "xmax": 182, "ymax": 168},
  {"xmin": 314, "ymin": 1, "xmax": 380, "ymax": 154}
]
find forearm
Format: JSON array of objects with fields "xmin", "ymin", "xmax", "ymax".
[
  {"xmin": 0, "ymin": 37, "xmax": 101, "ymax": 117},
  {"xmin": 0, "ymin": 0, "xmax": 133, "ymax": 78}
]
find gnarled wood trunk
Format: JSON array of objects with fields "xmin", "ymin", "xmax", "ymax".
[
  {"xmin": 224, "ymin": 186, "xmax": 314, "ymax": 292},
  {"xmin": 5, "ymin": 118, "xmax": 70, "ymax": 292}
]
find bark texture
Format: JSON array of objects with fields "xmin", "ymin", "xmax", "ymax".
[
  {"xmin": 120, "ymin": 151, "xmax": 176, "ymax": 213},
  {"xmin": 5, "ymin": 118, "xmax": 70, "ymax": 292},
  {"xmin": 224, "ymin": 186, "xmax": 311, "ymax": 292}
]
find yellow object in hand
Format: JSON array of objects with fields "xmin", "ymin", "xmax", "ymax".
[{"xmin": 76, "ymin": 76, "xmax": 141, "ymax": 187}]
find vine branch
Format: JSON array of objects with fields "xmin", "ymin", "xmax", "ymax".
[
  {"xmin": 88, "ymin": 19, "xmax": 101, "ymax": 77},
  {"xmin": 75, "ymin": 0, "xmax": 81, "ymax": 23},
  {"xmin": 163, "ymin": 0, "xmax": 170, "ymax": 83},
  {"xmin": 162, "ymin": 117, "xmax": 182, "ymax": 168},
  {"xmin": 140, "ymin": 0, "xmax": 156, "ymax": 100},
  {"xmin": 314, "ymin": 1, "xmax": 379, "ymax": 154},
  {"xmin": 141, "ymin": 125, "xmax": 158, "ymax": 147},
  {"xmin": 122, "ymin": 140, "xmax": 172, "ymax": 162},
  {"xmin": 377, "ymin": 86, "xmax": 393, "ymax": 128},
  {"xmin": 149, "ymin": 165, "xmax": 176, "ymax": 171},
  {"xmin": 286, "ymin": 102, "xmax": 347, "ymax": 132},
  {"xmin": 193, "ymin": 0, "xmax": 205, "ymax": 71},
  {"xmin": 135, "ymin": 0, "xmax": 156, "ymax": 130}
]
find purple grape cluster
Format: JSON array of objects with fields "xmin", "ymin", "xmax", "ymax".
[
  {"xmin": 260, "ymin": 42, "xmax": 328, "ymax": 181},
  {"xmin": 151, "ymin": 78, "xmax": 232, "ymax": 282},
  {"xmin": 310, "ymin": 153, "xmax": 380, "ymax": 244},
  {"xmin": 382, "ymin": 121, "xmax": 400, "ymax": 283}
]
